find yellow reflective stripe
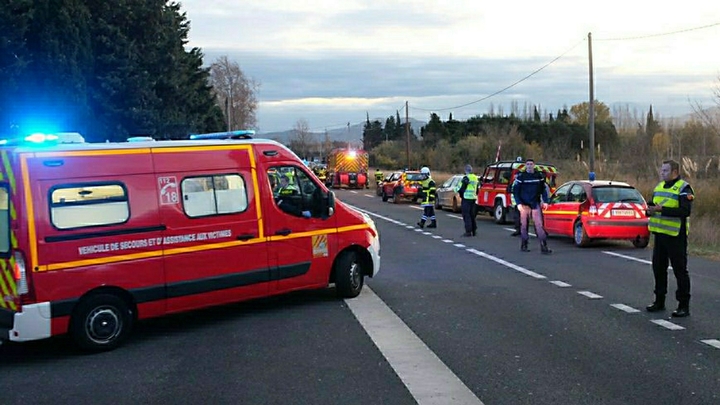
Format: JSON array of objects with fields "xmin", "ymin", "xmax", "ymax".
[
  {"xmin": 1, "ymin": 150, "xmax": 17, "ymax": 194},
  {"xmin": 0, "ymin": 258, "xmax": 18, "ymax": 311},
  {"xmin": 39, "ymin": 224, "xmax": 371, "ymax": 272}
]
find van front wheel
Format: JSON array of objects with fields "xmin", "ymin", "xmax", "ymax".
[
  {"xmin": 335, "ymin": 251, "xmax": 364, "ymax": 298},
  {"xmin": 70, "ymin": 293, "xmax": 133, "ymax": 352}
]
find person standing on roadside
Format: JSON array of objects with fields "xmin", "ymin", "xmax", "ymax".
[
  {"xmin": 416, "ymin": 166, "xmax": 437, "ymax": 229},
  {"xmin": 512, "ymin": 158, "xmax": 551, "ymax": 254},
  {"xmin": 509, "ymin": 180, "xmax": 521, "ymax": 236},
  {"xmin": 645, "ymin": 159, "xmax": 694, "ymax": 317},
  {"xmin": 455, "ymin": 164, "xmax": 479, "ymax": 237}
]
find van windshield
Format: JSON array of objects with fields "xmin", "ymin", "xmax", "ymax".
[{"xmin": 0, "ymin": 184, "xmax": 9, "ymax": 254}]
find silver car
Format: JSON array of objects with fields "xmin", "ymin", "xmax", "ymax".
[{"xmin": 435, "ymin": 174, "xmax": 464, "ymax": 212}]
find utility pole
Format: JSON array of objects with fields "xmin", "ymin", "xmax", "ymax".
[
  {"xmin": 405, "ymin": 101, "xmax": 410, "ymax": 169},
  {"xmin": 588, "ymin": 32, "xmax": 595, "ymax": 181}
]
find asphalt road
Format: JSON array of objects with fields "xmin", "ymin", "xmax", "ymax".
[{"xmin": 2, "ymin": 188, "xmax": 719, "ymax": 405}]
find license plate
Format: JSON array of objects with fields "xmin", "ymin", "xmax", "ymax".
[{"xmin": 612, "ymin": 209, "xmax": 634, "ymax": 216}]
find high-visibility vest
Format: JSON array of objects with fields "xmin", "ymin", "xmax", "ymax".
[
  {"xmin": 420, "ymin": 177, "xmax": 436, "ymax": 205},
  {"xmin": 278, "ymin": 185, "xmax": 297, "ymax": 196},
  {"xmin": 375, "ymin": 170, "xmax": 384, "ymax": 181},
  {"xmin": 455, "ymin": 173, "xmax": 478, "ymax": 200},
  {"xmin": 648, "ymin": 179, "xmax": 689, "ymax": 236}
]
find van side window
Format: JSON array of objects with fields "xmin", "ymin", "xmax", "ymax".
[
  {"xmin": 182, "ymin": 174, "xmax": 247, "ymax": 218},
  {"xmin": 0, "ymin": 184, "xmax": 9, "ymax": 254},
  {"xmin": 269, "ymin": 165, "xmax": 325, "ymax": 218},
  {"xmin": 50, "ymin": 183, "xmax": 129, "ymax": 229}
]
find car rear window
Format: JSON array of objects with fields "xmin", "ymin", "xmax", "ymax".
[
  {"xmin": 592, "ymin": 186, "xmax": 644, "ymax": 203},
  {"xmin": 405, "ymin": 173, "xmax": 424, "ymax": 181}
]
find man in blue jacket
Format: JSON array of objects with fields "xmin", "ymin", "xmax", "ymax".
[{"xmin": 512, "ymin": 159, "xmax": 551, "ymax": 254}]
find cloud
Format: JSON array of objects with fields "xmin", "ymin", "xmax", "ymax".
[{"xmin": 181, "ymin": 0, "xmax": 720, "ymax": 132}]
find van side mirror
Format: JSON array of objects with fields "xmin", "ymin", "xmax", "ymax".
[{"xmin": 327, "ymin": 190, "xmax": 335, "ymax": 214}]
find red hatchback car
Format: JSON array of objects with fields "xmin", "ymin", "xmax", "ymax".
[{"xmin": 542, "ymin": 180, "xmax": 650, "ymax": 248}]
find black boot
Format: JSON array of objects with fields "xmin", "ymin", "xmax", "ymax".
[
  {"xmin": 427, "ymin": 220, "xmax": 437, "ymax": 228},
  {"xmin": 416, "ymin": 219, "xmax": 425, "ymax": 229},
  {"xmin": 540, "ymin": 242, "xmax": 552, "ymax": 255},
  {"xmin": 671, "ymin": 302, "xmax": 690, "ymax": 317},
  {"xmin": 521, "ymin": 240, "xmax": 529, "ymax": 252},
  {"xmin": 645, "ymin": 295, "xmax": 666, "ymax": 312}
]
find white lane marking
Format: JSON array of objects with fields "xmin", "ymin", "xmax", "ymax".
[
  {"xmin": 578, "ymin": 291, "xmax": 603, "ymax": 299},
  {"xmin": 350, "ymin": 190, "xmax": 359, "ymax": 194},
  {"xmin": 701, "ymin": 339, "xmax": 720, "ymax": 349},
  {"xmin": 442, "ymin": 239, "xmax": 454, "ymax": 243},
  {"xmin": 447, "ymin": 214, "xmax": 463, "ymax": 219},
  {"xmin": 410, "ymin": 206, "xmax": 422, "ymax": 210},
  {"xmin": 466, "ymin": 248, "xmax": 546, "ymax": 279},
  {"xmin": 603, "ymin": 251, "xmax": 651, "ymax": 265},
  {"xmin": 346, "ymin": 287, "xmax": 485, "ymax": 405},
  {"xmin": 423, "ymin": 232, "xmax": 432, "ymax": 235},
  {"xmin": 364, "ymin": 194, "xmax": 374, "ymax": 198},
  {"xmin": 611, "ymin": 303, "xmax": 641, "ymax": 313},
  {"xmin": 415, "ymin": 229, "xmax": 423, "ymax": 232},
  {"xmin": 432, "ymin": 235, "xmax": 443, "ymax": 239},
  {"xmin": 604, "ymin": 251, "xmax": 673, "ymax": 270},
  {"xmin": 406, "ymin": 225, "xmax": 415, "ymax": 229},
  {"xmin": 454, "ymin": 243, "xmax": 466, "ymax": 248},
  {"xmin": 550, "ymin": 280, "xmax": 572, "ymax": 287},
  {"xmin": 651, "ymin": 319, "xmax": 685, "ymax": 330}
]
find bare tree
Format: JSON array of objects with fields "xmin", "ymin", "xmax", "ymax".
[
  {"xmin": 289, "ymin": 119, "xmax": 314, "ymax": 160},
  {"xmin": 209, "ymin": 56, "xmax": 259, "ymax": 131}
]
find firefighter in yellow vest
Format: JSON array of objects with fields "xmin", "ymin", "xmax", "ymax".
[
  {"xmin": 374, "ymin": 168, "xmax": 384, "ymax": 186},
  {"xmin": 455, "ymin": 164, "xmax": 479, "ymax": 237},
  {"xmin": 645, "ymin": 159, "xmax": 694, "ymax": 317},
  {"xmin": 416, "ymin": 166, "xmax": 437, "ymax": 229}
]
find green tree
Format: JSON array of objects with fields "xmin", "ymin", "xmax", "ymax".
[
  {"xmin": 420, "ymin": 113, "xmax": 447, "ymax": 147},
  {"xmin": 569, "ymin": 101, "xmax": 612, "ymax": 126}
]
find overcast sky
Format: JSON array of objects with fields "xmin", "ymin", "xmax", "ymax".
[{"xmin": 179, "ymin": 0, "xmax": 720, "ymax": 133}]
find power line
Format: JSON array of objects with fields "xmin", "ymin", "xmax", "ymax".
[
  {"xmin": 595, "ymin": 21, "xmax": 720, "ymax": 41},
  {"xmin": 411, "ymin": 39, "xmax": 586, "ymax": 113}
]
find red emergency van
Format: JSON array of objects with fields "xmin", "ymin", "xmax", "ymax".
[{"xmin": 0, "ymin": 134, "xmax": 380, "ymax": 351}]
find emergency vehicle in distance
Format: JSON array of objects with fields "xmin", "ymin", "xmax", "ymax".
[
  {"xmin": 325, "ymin": 148, "xmax": 369, "ymax": 189},
  {"xmin": 0, "ymin": 131, "xmax": 380, "ymax": 351},
  {"xmin": 476, "ymin": 160, "xmax": 558, "ymax": 224}
]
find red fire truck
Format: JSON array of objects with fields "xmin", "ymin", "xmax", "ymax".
[{"xmin": 326, "ymin": 148, "xmax": 369, "ymax": 189}]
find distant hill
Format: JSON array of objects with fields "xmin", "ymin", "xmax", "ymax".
[{"xmin": 257, "ymin": 117, "xmax": 427, "ymax": 145}]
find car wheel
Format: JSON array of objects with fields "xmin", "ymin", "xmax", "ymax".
[
  {"xmin": 335, "ymin": 250, "xmax": 364, "ymax": 298},
  {"xmin": 632, "ymin": 236, "xmax": 649, "ymax": 248},
  {"xmin": 493, "ymin": 201, "xmax": 506, "ymax": 224},
  {"xmin": 70, "ymin": 293, "xmax": 133, "ymax": 352},
  {"xmin": 574, "ymin": 221, "xmax": 591, "ymax": 247},
  {"xmin": 435, "ymin": 198, "xmax": 441, "ymax": 210},
  {"xmin": 381, "ymin": 190, "xmax": 389, "ymax": 202},
  {"xmin": 452, "ymin": 198, "xmax": 459, "ymax": 213}
]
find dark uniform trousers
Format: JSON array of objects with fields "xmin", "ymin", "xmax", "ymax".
[
  {"xmin": 652, "ymin": 232, "xmax": 691, "ymax": 303},
  {"xmin": 461, "ymin": 199, "xmax": 476, "ymax": 235}
]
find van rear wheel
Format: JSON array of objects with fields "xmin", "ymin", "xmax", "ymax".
[
  {"xmin": 335, "ymin": 251, "xmax": 364, "ymax": 298},
  {"xmin": 70, "ymin": 293, "xmax": 133, "ymax": 352}
]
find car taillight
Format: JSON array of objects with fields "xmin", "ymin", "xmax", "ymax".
[
  {"xmin": 588, "ymin": 205, "xmax": 598, "ymax": 216},
  {"xmin": 13, "ymin": 251, "xmax": 29, "ymax": 295}
]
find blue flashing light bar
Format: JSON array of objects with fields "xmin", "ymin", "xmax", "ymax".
[
  {"xmin": 25, "ymin": 133, "xmax": 59, "ymax": 143},
  {"xmin": 189, "ymin": 130, "xmax": 255, "ymax": 140}
]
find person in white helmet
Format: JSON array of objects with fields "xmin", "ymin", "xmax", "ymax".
[{"xmin": 416, "ymin": 166, "xmax": 437, "ymax": 229}]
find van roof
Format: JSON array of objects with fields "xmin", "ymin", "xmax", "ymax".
[{"xmin": 3, "ymin": 138, "xmax": 289, "ymax": 154}]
